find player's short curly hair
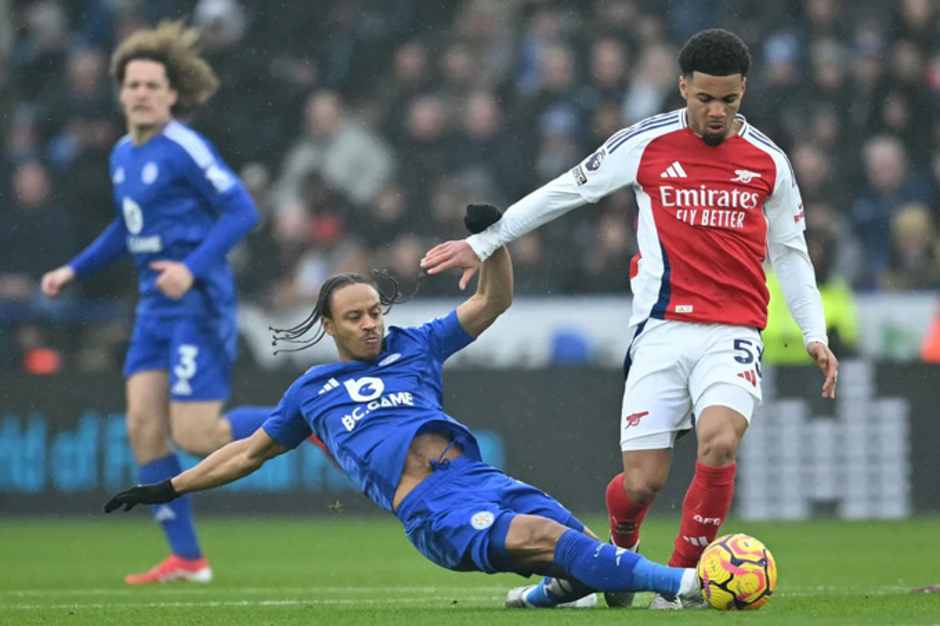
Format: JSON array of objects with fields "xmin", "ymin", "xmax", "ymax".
[
  {"xmin": 678, "ymin": 29, "xmax": 751, "ymax": 78},
  {"xmin": 110, "ymin": 21, "xmax": 219, "ymax": 114}
]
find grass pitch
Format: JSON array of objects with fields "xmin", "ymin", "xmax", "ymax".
[{"xmin": 1, "ymin": 516, "xmax": 938, "ymax": 625}]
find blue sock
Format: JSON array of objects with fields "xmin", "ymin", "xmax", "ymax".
[
  {"xmin": 524, "ymin": 576, "xmax": 594, "ymax": 607},
  {"xmin": 139, "ymin": 454, "xmax": 201, "ymax": 559},
  {"xmin": 553, "ymin": 530, "xmax": 684, "ymax": 595},
  {"xmin": 224, "ymin": 406, "xmax": 274, "ymax": 441}
]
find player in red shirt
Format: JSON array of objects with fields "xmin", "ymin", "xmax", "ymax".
[{"xmin": 421, "ymin": 29, "xmax": 838, "ymax": 610}]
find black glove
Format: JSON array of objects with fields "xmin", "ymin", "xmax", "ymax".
[
  {"xmin": 104, "ymin": 479, "xmax": 179, "ymax": 513},
  {"xmin": 464, "ymin": 203, "xmax": 502, "ymax": 234}
]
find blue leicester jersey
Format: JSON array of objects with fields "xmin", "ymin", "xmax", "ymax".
[
  {"xmin": 262, "ymin": 310, "xmax": 482, "ymax": 513},
  {"xmin": 107, "ymin": 120, "xmax": 253, "ymax": 318}
]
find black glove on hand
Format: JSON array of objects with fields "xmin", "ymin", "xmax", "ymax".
[
  {"xmin": 464, "ymin": 203, "xmax": 502, "ymax": 234},
  {"xmin": 104, "ymin": 478, "xmax": 179, "ymax": 513}
]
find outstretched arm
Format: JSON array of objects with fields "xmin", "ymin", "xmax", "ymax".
[
  {"xmin": 455, "ymin": 246, "xmax": 512, "ymax": 338},
  {"xmin": 452, "ymin": 204, "xmax": 513, "ymax": 338},
  {"xmin": 105, "ymin": 428, "xmax": 288, "ymax": 512},
  {"xmin": 422, "ymin": 174, "xmax": 586, "ymax": 289}
]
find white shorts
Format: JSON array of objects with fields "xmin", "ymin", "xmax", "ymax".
[{"xmin": 619, "ymin": 319, "xmax": 763, "ymax": 451}]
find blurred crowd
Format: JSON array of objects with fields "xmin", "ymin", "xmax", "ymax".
[{"xmin": 2, "ymin": 0, "xmax": 940, "ymax": 371}]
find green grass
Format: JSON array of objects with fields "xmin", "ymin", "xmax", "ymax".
[{"xmin": 1, "ymin": 516, "xmax": 938, "ymax": 625}]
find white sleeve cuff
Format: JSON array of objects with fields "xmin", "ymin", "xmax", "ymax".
[
  {"xmin": 464, "ymin": 173, "xmax": 588, "ymax": 261},
  {"xmin": 466, "ymin": 231, "xmax": 498, "ymax": 262}
]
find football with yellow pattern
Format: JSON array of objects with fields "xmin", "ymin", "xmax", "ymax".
[{"xmin": 697, "ymin": 533, "xmax": 777, "ymax": 610}]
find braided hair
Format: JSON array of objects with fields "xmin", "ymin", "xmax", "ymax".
[{"xmin": 270, "ymin": 271, "xmax": 417, "ymax": 354}]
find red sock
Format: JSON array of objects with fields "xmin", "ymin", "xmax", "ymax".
[
  {"xmin": 606, "ymin": 473, "xmax": 653, "ymax": 549},
  {"xmin": 669, "ymin": 461, "xmax": 736, "ymax": 567}
]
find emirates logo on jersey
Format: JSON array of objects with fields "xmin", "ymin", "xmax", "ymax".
[{"xmin": 660, "ymin": 184, "xmax": 760, "ymax": 210}]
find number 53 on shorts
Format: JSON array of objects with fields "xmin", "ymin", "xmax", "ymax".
[{"xmin": 732, "ymin": 338, "xmax": 764, "ymax": 385}]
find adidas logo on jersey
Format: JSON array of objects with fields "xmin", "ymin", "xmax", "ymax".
[
  {"xmin": 318, "ymin": 378, "xmax": 340, "ymax": 395},
  {"xmin": 660, "ymin": 161, "xmax": 688, "ymax": 178}
]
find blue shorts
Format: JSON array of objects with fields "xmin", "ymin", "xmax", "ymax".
[
  {"xmin": 395, "ymin": 455, "xmax": 584, "ymax": 574},
  {"xmin": 123, "ymin": 315, "xmax": 238, "ymax": 401}
]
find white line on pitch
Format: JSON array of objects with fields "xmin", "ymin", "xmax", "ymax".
[
  {"xmin": 3, "ymin": 596, "xmax": 505, "ymax": 610},
  {"xmin": 0, "ymin": 585, "xmax": 508, "ymax": 597}
]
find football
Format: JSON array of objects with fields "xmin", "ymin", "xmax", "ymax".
[{"xmin": 697, "ymin": 533, "xmax": 777, "ymax": 610}]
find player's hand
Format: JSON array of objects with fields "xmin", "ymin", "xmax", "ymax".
[
  {"xmin": 104, "ymin": 479, "xmax": 179, "ymax": 513},
  {"xmin": 807, "ymin": 341, "xmax": 838, "ymax": 399},
  {"xmin": 420, "ymin": 241, "xmax": 481, "ymax": 291},
  {"xmin": 41, "ymin": 266, "xmax": 76, "ymax": 298},
  {"xmin": 149, "ymin": 260, "xmax": 195, "ymax": 299}
]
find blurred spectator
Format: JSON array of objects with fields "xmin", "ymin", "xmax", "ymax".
[
  {"xmin": 378, "ymin": 40, "xmax": 437, "ymax": 146},
  {"xmin": 379, "ymin": 232, "xmax": 426, "ymax": 298},
  {"xmin": 804, "ymin": 202, "xmax": 862, "ymax": 287},
  {"xmin": 395, "ymin": 94, "xmax": 456, "ymax": 208},
  {"xmin": 451, "ymin": 0, "xmax": 516, "ymax": 88},
  {"xmin": 17, "ymin": 323, "xmax": 64, "ymax": 375},
  {"xmin": 800, "ymin": 0, "xmax": 850, "ymax": 41},
  {"xmin": 880, "ymin": 202, "xmax": 940, "ymax": 291},
  {"xmin": 192, "ymin": 0, "xmax": 278, "ymax": 165},
  {"xmin": 438, "ymin": 42, "xmax": 482, "ymax": 109},
  {"xmin": 850, "ymin": 135, "xmax": 934, "ymax": 287},
  {"xmin": 845, "ymin": 18, "xmax": 888, "ymax": 139},
  {"xmin": 517, "ymin": 41, "xmax": 586, "ymax": 155},
  {"xmin": 268, "ymin": 200, "xmax": 370, "ymax": 309},
  {"xmin": 508, "ymin": 232, "xmax": 563, "ymax": 295},
  {"xmin": 230, "ymin": 162, "xmax": 288, "ymax": 307},
  {"xmin": 534, "ymin": 107, "xmax": 582, "ymax": 183},
  {"xmin": 580, "ymin": 37, "xmax": 629, "ymax": 110},
  {"xmin": 0, "ymin": 161, "xmax": 75, "ymax": 301},
  {"xmin": 575, "ymin": 199, "xmax": 634, "ymax": 293},
  {"xmin": 791, "ymin": 143, "xmax": 847, "ymax": 210},
  {"xmin": 748, "ymin": 32, "xmax": 807, "ymax": 147},
  {"xmin": 276, "ymin": 90, "xmax": 393, "ymax": 208},
  {"xmin": 351, "ymin": 182, "xmax": 413, "ymax": 249},
  {"xmin": 452, "ymin": 90, "xmax": 526, "ymax": 200},
  {"xmin": 9, "ymin": 0, "xmax": 70, "ymax": 101},
  {"xmin": 876, "ymin": 40, "xmax": 937, "ymax": 163},
  {"xmin": 892, "ymin": 0, "xmax": 937, "ymax": 53},
  {"xmin": 515, "ymin": 4, "xmax": 574, "ymax": 96},
  {"xmin": 37, "ymin": 47, "xmax": 114, "ymax": 142}
]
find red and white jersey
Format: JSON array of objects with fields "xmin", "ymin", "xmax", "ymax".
[{"xmin": 571, "ymin": 109, "xmax": 805, "ymax": 329}]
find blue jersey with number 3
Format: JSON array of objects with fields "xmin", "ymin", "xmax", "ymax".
[{"xmin": 262, "ymin": 310, "xmax": 482, "ymax": 513}]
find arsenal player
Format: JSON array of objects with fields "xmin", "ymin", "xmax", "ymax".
[{"xmin": 421, "ymin": 29, "xmax": 838, "ymax": 610}]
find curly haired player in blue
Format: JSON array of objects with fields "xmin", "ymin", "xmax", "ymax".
[
  {"xmin": 41, "ymin": 23, "xmax": 278, "ymax": 584},
  {"xmin": 104, "ymin": 204, "xmax": 705, "ymax": 610}
]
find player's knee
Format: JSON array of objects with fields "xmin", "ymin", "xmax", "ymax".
[
  {"xmin": 171, "ymin": 418, "xmax": 231, "ymax": 457},
  {"xmin": 622, "ymin": 471, "xmax": 667, "ymax": 505},
  {"xmin": 171, "ymin": 426, "xmax": 217, "ymax": 457},
  {"xmin": 504, "ymin": 515, "xmax": 568, "ymax": 562},
  {"xmin": 697, "ymin": 430, "xmax": 740, "ymax": 465},
  {"xmin": 125, "ymin": 409, "xmax": 166, "ymax": 452}
]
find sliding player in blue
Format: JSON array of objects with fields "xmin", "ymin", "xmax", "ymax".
[
  {"xmin": 42, "ymin": 23, "xmax": 274, "ymax": 584},
  {"xmin": 104, "ymin": 204, "xmax": 704, "ymax": 608}
]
